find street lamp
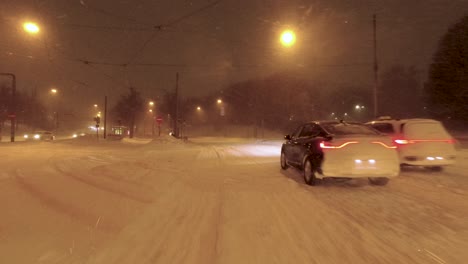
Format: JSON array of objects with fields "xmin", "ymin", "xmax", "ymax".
[
  {"xmin": 149, "ymin": 101, "xmax": 154, "ymax": 107},
  {"xmin": 197, "ymin": 106, "xmax": 201, "ymax": 111},
  {"xmin": 23, "ymin": 22, "xmax": 40, "ymax": 34},
  {"xmin": 280, "ymin": 30, "xmax": 296, "ymax": 47},
  {"xmin": 94, "ymin": 104, "xmax": 98, "ymax": 108},
  {"xmin": 50, "ymin": 88, "xmax": 59, "ymax": 132},
  {"xmin": 217, "ymin": 99, "xmax": 222, "ymax": 104}
]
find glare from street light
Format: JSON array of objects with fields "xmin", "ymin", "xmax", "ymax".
[
  {"xmin": 149, "ymin": 109, "xmax": 153, "ymax": 113},
  {"xmin": 149, "ymin": 101, "xmax": 154, "ymax": 106},
  {"xmin": 197, "ymin": 106, "xmax": 201, "ymax": 111},
  {"xmin": 217, "ymin": 99, "xmax": 222, "ymax": 104},
  {"xmin": 280, "ymin": 30, "xmax": 296, "ymax": 47},
  {"xmin": 94, "ymin": 104, "xmax": 98, "ymax": 108},
  {"xmin": 50, "ymin": 88, "xmax": 57, "ymax": 94},
  {"xmin": 23, "ymin": 22, "xmax": 40, "ymax": 34}
]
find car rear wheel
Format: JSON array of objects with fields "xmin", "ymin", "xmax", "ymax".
[
  {"xmin": 303, "ymin": 159, "xmax": 317, "ymax": 186},
  {"xmin": 368, "ymin": 177, "xmax": 389, "ymax": 186},
  {"xmin": 280, "ymin": 151, "xmax": 289, "ymax": 170}
]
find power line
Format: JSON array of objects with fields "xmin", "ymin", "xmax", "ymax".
[
  {"xmin": 78, "ymin": 0, "xmax": 153, "ymax": 26},
  {"xmin": 163, "ymin": 0, "xmax": 222, "ymax": 28},
  {"xmin": 125, "ymin": 0, "xmax": 223, "ymax": 65},
  {"xmin": 60, "ymin": 23, "xmax": 155, "ymax": 32}
]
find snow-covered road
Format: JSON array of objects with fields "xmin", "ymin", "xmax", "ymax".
[{"xmin": 1, "ymin": 136, "xmax": 467, "ymax": 263}]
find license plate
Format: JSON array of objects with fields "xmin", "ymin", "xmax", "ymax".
[{"xmin": 354, "ymin": 160, "xmax": 377, "ymax": 170}]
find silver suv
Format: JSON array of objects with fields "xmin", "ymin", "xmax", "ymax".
[{"xmin": 366, "ymin": 117, "xmax": 456, "ymax": 170}]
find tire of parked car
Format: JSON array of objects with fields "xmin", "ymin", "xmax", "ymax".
[
  {"xmin": 368, "ymin": 177, "xmax": 389, "ymax": 186},
  {"xmin": 280, "ymin": 150, "xmax": 289, "ymax": 170},
  {"xmin": 303, "ymin": 158, "xmax": 318, "ymax": 186}
]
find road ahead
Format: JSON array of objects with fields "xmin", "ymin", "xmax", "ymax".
[{"xmin": 1, "ymin": 136, "xmax": 467, "ymax": 263}]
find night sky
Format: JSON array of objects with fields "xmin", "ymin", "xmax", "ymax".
[{"xmin": 1, "ymin": 0, "xmax": 467, "ymax": 113}]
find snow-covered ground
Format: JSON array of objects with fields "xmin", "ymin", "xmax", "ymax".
[{"xmin": 1, "ymin": 136, "xmax": 467, "ymax": 263}]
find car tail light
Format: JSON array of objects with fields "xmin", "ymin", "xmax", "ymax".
[
  {"xmin": 394, "ymin": 139, "xmax": 411, "ymax": 145},
  {"xmin": 371, "ymin": 141, "xmax": 397, "ymax": 149},
  {"xmin": 320, "ymin": 141, "xmax": 358, "ymax": 149},
  {"xmin": 393, "ymin": 138, "xmax": 455, "ymax": 145}
]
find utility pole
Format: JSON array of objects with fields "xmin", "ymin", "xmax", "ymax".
[
  {"xmin": 0, "ymin": 73, "xmax": 16, "ymax": 142},
  {"xmin": 103, "ymin": 95, "xmax": 107, "ymax": 139},
  {"xmin": 174, "ymin": 72, "xmax": 179, "ymax": 138},
  {"xmin": 373, "ymin": 14, "xmax": 379, "ymax": 118}
]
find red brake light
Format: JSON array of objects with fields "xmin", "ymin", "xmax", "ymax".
[
  {"xmin": 372, "ymin": 141, "xmax": 397, "ymax": 149},
  {"xmin": 394, "ymin": 139, "xmax": 411, "ymax": 145},
  {"xmin": 320, "ymin": 141, "xmax": 358, "ymax": 149},
  {"xmin": 393, "ymin": 138, "xmax": 455, "ymax": 145}
]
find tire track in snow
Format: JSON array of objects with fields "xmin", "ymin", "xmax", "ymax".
[
  {"xmin": 14, "ymin": 169, "xmax": 122, "ymax": 233},
  {"xmin": 53, "ymin": 159, "xmax": 154, "ymax": 204}
]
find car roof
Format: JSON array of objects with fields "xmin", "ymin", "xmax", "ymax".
[
  {"xmin": 306, "ymin": 120, "xmax": 364, "ymax": 126},
  {"xmin": 367, "ymin": 118, "xmax": 440, "ymax": 125}
]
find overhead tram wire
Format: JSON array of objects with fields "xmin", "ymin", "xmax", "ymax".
[
  {"xmin": 125, "ymin": 0, "xmax": 223, "ymax": 66},
  {"xmin": 77, "ymin": 0, "xmax": 154, "ymax": 26}
]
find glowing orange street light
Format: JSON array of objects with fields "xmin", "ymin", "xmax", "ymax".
[
  {"xmin": 149, "ymin": 101, "xmax": 154, "ymax": 106},
  {"xmin": 280, "ymin": 30, "xmax": 296, "ymax": 47},
  {"xmin": 217, "ymin": 99, "xmax": 222, "ymax": 104},
  {"xmin": 50, "ymin": 88, "xmax": 57, "ymax": 94},
  {"xmin": 197, "ymin": 106, "xmax": 201, "ymax": 111},
  {"xmin": 23, "ymin": 22, "xmax": 40, "ymax": 34}
]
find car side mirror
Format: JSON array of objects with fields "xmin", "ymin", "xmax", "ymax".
[{"xmin": 284, "ymin": 134, "xmax": 292, "ymax": 140}]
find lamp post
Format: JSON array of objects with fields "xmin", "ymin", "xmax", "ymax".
[
  {"xmin": 50, "ymin": 88, "xmax": 59, "ymax": 133},
  {"xmin": 0, "ymin": 73, "xmax": 16, "ymax": 142}
]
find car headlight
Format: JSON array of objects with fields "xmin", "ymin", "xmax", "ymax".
[
  {"xmin": 24, "ymin": 135, "xmax": 29, "ymax": 139},
  {"xmin": 34, "ymin": 134, "xmax": 40, "ymax": 139},
  {"xmin": 72, "ymin": 134, "xmax": 78, "ymax": 138}
]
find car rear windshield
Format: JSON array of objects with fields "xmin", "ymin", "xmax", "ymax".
[
  {"xmin": 369, "ymin": 123, "xmax": 395, "ymax": 134},
  {"xmin": 322, "ymin": 123, "xmax": 380, "ymax": 136},
  {"xmin": 402, "ymin": 122, "xmax": 451, "ymax": 139}
]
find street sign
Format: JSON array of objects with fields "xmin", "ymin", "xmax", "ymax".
[{"xmin": 156, "ymin": 116, "xmax": 163, "ymax": 124}]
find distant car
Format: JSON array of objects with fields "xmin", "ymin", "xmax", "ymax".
[
  {"xmin": 281, "ymin": 121, "xmax": 400, "ymax": 186},
  {"xmin": 72, "ymin": 132, "xmax": 87, "ymax": 138},
  {"xmin": 24, "ymin": 131, "xmax": 55, "ymax": 141},
  {"xmin": 366, "ymin": 117, "xmax": 456, "ymax": 170}
]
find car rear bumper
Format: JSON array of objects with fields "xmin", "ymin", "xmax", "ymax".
[
  {"xmin": 400, "ymin": 155, "xmax": 456, "ymax": 166},
  {"xmin": 320, "ymin": 157, "xmax": 400, "ymax": 178}
]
